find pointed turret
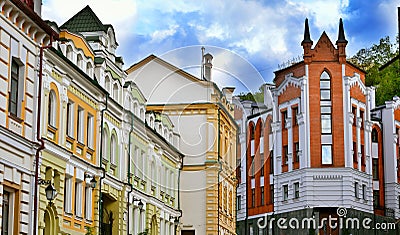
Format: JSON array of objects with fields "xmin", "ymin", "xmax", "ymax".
[
  {"xmin": 301, "ymin": 18, "xmax": 313, "ymax": 64},
  {"xmin": 336, "ymin": 18, "xmax": 348, "ymax": 44},
  {"xmin": 301, "ymin": 18, "xmax": 313, "ymax": 45},
  {"xmin": 336, "ymin": 18, "xmax": 347, "ymax": 63}
]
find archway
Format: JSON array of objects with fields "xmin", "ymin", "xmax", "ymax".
[
  {"xmin": 150, "ymin": 215, "xmax": 158, "ymax": 235},
  {"xmin": 43, "ymin": 211, "xmax": 50, "ymax": 235}
]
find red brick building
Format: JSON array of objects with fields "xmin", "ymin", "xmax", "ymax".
[{"xmin": 236, "ymin": 19, "xmax": 400, "ymax": 235}]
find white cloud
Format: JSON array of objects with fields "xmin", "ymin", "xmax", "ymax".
[{"xmin": 151, "ymin": 25, "xmax": 179, "ymax": 42}]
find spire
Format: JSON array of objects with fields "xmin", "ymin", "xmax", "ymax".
[
  {"xmin": 301, "ymin": 18, "xmax": 313, "ymax": 45},
  {"xmin": 337, "ymin": 18, "xmax": 348, "ymax": 44}
]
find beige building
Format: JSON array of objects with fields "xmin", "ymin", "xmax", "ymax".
[{"xmin": 126, "ymin": 54, "xmax": 237, "ymax": 235}]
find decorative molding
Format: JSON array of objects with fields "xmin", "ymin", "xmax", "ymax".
[
  {"xmin": 274, "ymin": 75, "xmax": 305, "ymax": 96},
  {"xmin": 67, "ymin": 86, "xmax": 97, "ymax": 109},
  {"xmin": 346, "ymin": 73, "xmax": 367, "ymax": 95},
  {"xmin": 313, "ymin": 175, "xmax": 343, "ymax": 180}
]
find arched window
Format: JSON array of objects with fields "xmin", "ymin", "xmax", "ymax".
[
  {"xmin": 110, "ymin": 134, "xmax": 117, "ymax": 164},
  {"xmin": 48, "ymin": 90, "xmax": 56, "ymax": 127},
  {"xmin": 86, "ymin": 62, "xmax": 93, "ymax": 77},
  {"xmin": 102, "ymin": 129, "xmax": 109, "ymax": 161},
  {"xmin": 372, "ymin": 129, "xmax": 378, "ymax": 142},
  {"xmin": 320, "ymin": 71, "xmax": 331, "ymax": 101},
  {"xmin": 113, "ymin": 84, "xmax": 119, "ymax": 101},
  {"xmin": 77, "ymin": 54, "xmax": 83, "ymax": 69},
  {"xmin": 66, "ymin": 45, "xmax": 73, "ymax": 61},
  {"xmin": 150, "ymin": 116, "xmax": 154, "ymax": 128},
  {"xmin": 105, "ymin": 76, "xmax": 111, "ymax": 93}
]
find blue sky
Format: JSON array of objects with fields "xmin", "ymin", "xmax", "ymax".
[{"xmin": 42, "ymin": 0, "xmax": 399, "ymax": 94}]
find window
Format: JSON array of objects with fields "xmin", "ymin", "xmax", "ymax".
[
  {"xmin": 353, "ymin": 142, "xmax": 358, "ymax": 163},
  {"xmin": 260, "ymin": 186, "xmax": 264, "ymax": 206},
  {"xmin": 360, "ymin": 110, "xmax": 364, "ymax": 128},
  {"xmin": 250, "ymin": 124, "xmax": 255, "ymax": 140},
  {"xmin": 320, "ymin": 71, "xmax": 331, "ymax": 101},
  {"xmin": 260, "ymin": 155, "xmax": 264, "ymax": 176},
  {"xmin": 77, "ymin": 107, "xmax": 84, "ymax": 143},
  {"xmin": 77, "ymin": 54, "xmax": 83, "ymax": 69},
  {"xmin": 372, "ymin": 159, "xmax": 379, "ymax": 180},
  {"xmin": 269, "ymin": 150, "xmax": 274, "ymax": 174},
  {"xmin": 48, "ymin": 91, "xmax": 57, "ymax": 127},
  {"xmin": 113, "ymin": 83, "xmax": 119, "ymax": 101},
  {"xmin": 105, "ymin": 76, "xmax": 111, "ymax": 93},
  {"xmin": 9, "ymin": 60, "xmax": 22, "ymax": 117},
  {"xmin": 110, "ymin": 135, "xmax": 117, "ymax": 164},
  {"xmin": 373, "ymin": 190, "xmax": 379, "ymax": 207},
  {"xmin": 321, "ymin": 145, "xmax": 332, "ymax": 165},
  {"xmin": 251, "ymin": 189, "xmax": 255, "ymax": 207},
  {"xmin": 1, "ymin": 190, "xmax": 12, "ymax": 235},
  {"xmin": 251, "ymin": 155, "xmax": 255, "ymax": 178},
  {"xmin": 352, "ymin": 106, "xmax": 357, "ymax": 125},
  {"xmin": 270, "ymin": 185, "xmax": 274, "ymax": 204},
  {"xmin": 321, "ymin": 106, "xmax": 332, "ymax": 134},
  {"xmin": 87, "ymin": 114, "xmax": 94, "ymax": 148},
  {"xmin": 372, "ymin": 129, "xmax": 378, "ymax": 142},
  {"xmin": 294, "ymin": 182, "xmax": 300, "ymax": 199},
  {"xmin": 102, "ymin": 129, "xmax": 109, "ymax": 161},
  {"xmin": 362, "ymin": 184, "xmax": 367, "ymax": 200},
  {"xmin": 64, "ymin": 175, "xmax": 73, "ymax": 213},
  {"xmin": 294, "ymin": 142, "xmax": 299, "ymax": 163},
  {"xmin": 283, "ymin": 145, "xmax": 288, "ymax": 165},
  {"xmin": 66, "ymin": 45, "xmax": 73, "ymax": 60},
  {"xmin": 237, "ymin": 195, "xmax": 241, "ymax": 210},
  {"xmin": 74, "ymin": 181, "xmax": 83, "ymax": 217},
  {"xmin": 354, "ymin": 182, "xmax": 359, "ymax": 198},
  {"xmin": 282, "ymin": 110, "xmax": 288, "ymax": 127},
  {"xmin": 283, "ymin": 185, "xmax": 288, "ymax": 201},
  {"xmin": 361, "ymin": 144, "xmax": 365, "ymax": 165},
  {"xmin": 293, "ymin": 106, "xmax": 298, "ymax": 126},
  {"xmin": 84, "ymin": 185, "xmax": 92, "ymax": 220},
  {"xmin": 66, "ymin": 101, "xmax": 74, "ymax": 137}
]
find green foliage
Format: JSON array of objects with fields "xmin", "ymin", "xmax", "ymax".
[
  {"xmin": 237, "ymin": 85, "xmax": 264, "ymax": 102},
  {"xmin": 84, "ymin": 226, "xmax": 93, "ymax": 235},
  {"xmin": 349, "ymin": 36, "xmax": 399, "ymax": 105}
]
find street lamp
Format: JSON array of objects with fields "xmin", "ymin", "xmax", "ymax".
[
  {"xmin": 133, "ymin": 198, "xmax": 144, "ymax": 211},
  {"xmin": 84, "ymin": 174, "xmax": 97, "ymax": 189},
  {"xmin": 45, "ymin": 184, "xmax": 57, "ymax": 206}
]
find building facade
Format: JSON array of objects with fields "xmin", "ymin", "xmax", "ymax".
[
  {"xmin": 0, "ymin": 0, "xmax": 57, "ymax": 234},
  {"xmin": 236, "ymin": 19, "xmax": 400, "ymax": 235},
  {"xmin": 126, "ymin": 54, "xmax": 238, "ymax": 235}
]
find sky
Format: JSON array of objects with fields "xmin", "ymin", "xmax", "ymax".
[{"xmin": 41, "ymin": 0, "xmax": 399, "ymax": 94}]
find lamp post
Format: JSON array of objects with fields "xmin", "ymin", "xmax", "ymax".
[{"xmin": 84, "ymin": 174, "xmax": 97, "ymax": 189}]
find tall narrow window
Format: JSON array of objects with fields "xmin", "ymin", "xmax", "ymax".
[
  {"xmin": 320, "ymin": 71, "xmax": 331, "ymax": 101},
  {"xmin": 360, "ymin": 110, "xmax": 364, "ymax": 129},
  {"xmin": 102, "ymin": 129, "xmax": 109, "ymax": 161},
  {"xmin": 75, "ymin": 181, "xmax": 82, "ymax": 217},
  {"xmin": 294, "ymin": 142, "xmax": 299, "ymax": 163},
  {"xmin": 84, "ymin": 185, "xmax": 92, "ymax": 220},
  {"xmin": 283, "ymin": 145, "xmax": 288, "ymax": 165},
  {"xmin": 260, "ymin": 155, "xmax": 264, "ymax": 176},
  {"xmin": 294, "ymin": 182, "xmax": 300, "ymax": 199},
  {"xmin": 77, "ymin": 107, "xmax": 84, "ymax": 143},
  {"xmin": 250, "ymin": 155, "xmax": 255, "ymax": 178},
  {"xmin": 113, "ymin": 84, "xmax": 119, "ymax": 101},
  {"xmin": 354, "ymin": 182, "xmax": 359, "ymax": 198},
  {"xmin": 48, "ymin": 91, "xmax": 56, "ymax": 127},
  {"xmin": 66, "ymin": 101, "xmax": 74, "ymax": 137},
  {"xmin": 352, "ymin": 106, "xmax": 357, "ymax": 125},
  {"xmin": 87, "ymin": 114, "xmax": 94, "ymax": 148},
  {"xmin": 260, "ymin": 186, "xmax": 264, "ymax": 206},
  {"xmin": 282, "ymin": 110, "xmax": 288, "ymax": 127},
  {"xmin": 64, "ymin": 176, "xmax": 73, "ymax": 213},
  {"xmin": 66, "ymin": 45, "xmax": 73, "ymax": 61},
  {"xmin": 105, "ymin": 76, "xmax": 111, "ymax": 93},
  {"xmin": 372, "ymin": 129, "xmax": 378, "ymax": 142},
  {"xmin": 110, "ymin": 135, "xmax": 117, "ymax": 164},
  {"xmin": 372, "ymin": 159, "xmax": 379, "ymax": 180},
  {"xmin": 362, "ymin": 184, "xmax": 367, "ymax": 200},
  {"xmin": 9, "ymin": 60, "xmax": 20, "ymax": 117},
  {"xmin": 353, "ymin": 142, "xmax": 358, "ymax": 163},
  {"xmin": 321, "ymin": 145, "xmax": 332, "ymax": 165},
  {"xmin": 293, "ymin": 106, "xmax": 298, "ymax": 126},
  {"xmin": 373, "ymin": 190, "xmax": 379, "ymax": 207},
  {"xmin": 283, "ymin": 185, "xmax": 288, "ymax": 201},
  {"xmin": 269, "ymin": 150, "xmax": 274, "ymax": 174},
  {"xmin": 237, "ymin": 195, "xmax": 241, "ymax": 210},
  {"xmin": 251, "ymin": 188, "xmax": 255, "ymax": 207},
  {"xmin": 77, "ymin": 54, "xmax": 83, "ymax": 69},
  {"xmin": 361, "ymin": 144, "xmax": 365, "ymax": 165},
  {"xmin": 270, "ymin": 185, "xmax": 274, "ymax": 204},
  {"xmin": 321, "ymin": 106, "xmax": 332, "ymax": 134},
  {"xmin": 2, "ymin": 190, "xmax": 11, "ymax": 235}
]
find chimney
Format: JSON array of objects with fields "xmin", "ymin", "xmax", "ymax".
[
  {"xmin": 203, "ymin": 53, "xmax": 213, "ymax": 81},
  {"xmin": 301, "ymin": 18, "xmax": 313, "ymax": 64},
  {"xmin": 222, "ymin": 87, "xmax": 235, "ymax": 103},
  {"xmin": 336, "ymin": 18, "xmax": 348, "ymax": 64}
]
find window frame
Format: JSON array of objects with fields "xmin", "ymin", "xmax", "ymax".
[
  {"xmin": 283, "ymin": 184, "xmax": 288, "ymax": 201},
  {"xmin": 320, "ymin": 71, "xmax": 331, "ymax": 101},
  {"xmin": 294, "ymin": 182, "xmax": 300, "ymax": 199},
  {"xmin": 321, "ymin": 144, "xmax": 333, "ymax": 165}
]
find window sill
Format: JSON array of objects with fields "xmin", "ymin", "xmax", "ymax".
[{"xmin": 8, "ymin": 113, "xmax": 23, "ymax": 124}]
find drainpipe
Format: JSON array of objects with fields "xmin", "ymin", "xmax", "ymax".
[
  {"xmin": 98, "ymin": 94, "xmax": 108, "ymax": 235},
  {"xmin": 127, "ymin": 111, "xmax": 134, "ymax": 235},
  {"xmin": 33, "ymin": 43, "xmax": 53, "ymax": 235}
]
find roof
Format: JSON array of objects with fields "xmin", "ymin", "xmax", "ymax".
[{"xmin": 60, "ymin": 5, "xmax": 111, "ymax": 33}]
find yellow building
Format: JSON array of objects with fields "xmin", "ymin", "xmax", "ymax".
[{"xmin": 127, "ymin": 54, "xmax": 238, "ymax": 235}]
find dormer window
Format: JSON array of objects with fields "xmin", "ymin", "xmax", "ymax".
[{"xmin": 77, "ymin": 54, "xmax": 83, "ymax": 70}]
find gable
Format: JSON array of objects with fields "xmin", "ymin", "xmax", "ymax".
[{"xmin": 312, "ymin": 32, "xmax": 337, "ymax": 62}]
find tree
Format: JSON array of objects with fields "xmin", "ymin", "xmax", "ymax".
[
  {"xmin": 349, "ymin": 36, "xmax": 399, "ymax": 105},
  {"xmin": 237, "ymin": 85, "xmax": 264, "ymax": 103}
]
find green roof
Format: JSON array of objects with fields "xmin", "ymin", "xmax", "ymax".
[{"xmin": 60, "ymin": 5, "xmax": 111, "ymax": 33}]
